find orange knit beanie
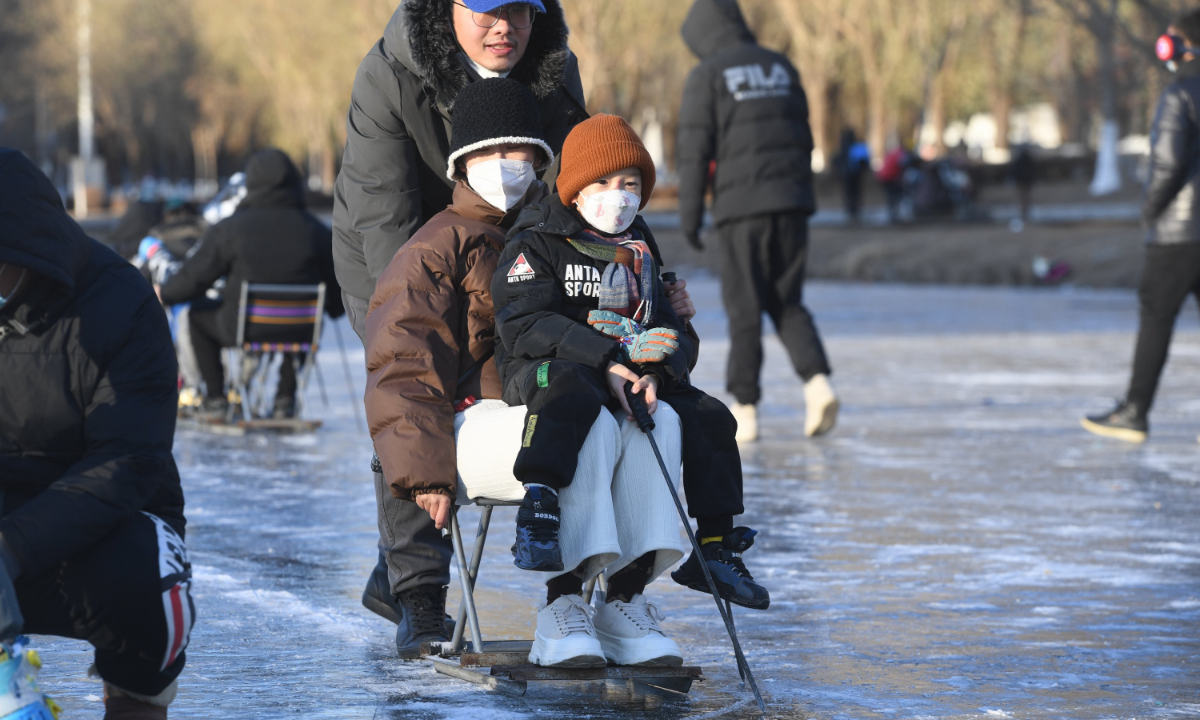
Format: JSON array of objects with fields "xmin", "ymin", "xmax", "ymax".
[{"xmin": 557, "ymin": 114, "xmax": 657, "ymax": 210}]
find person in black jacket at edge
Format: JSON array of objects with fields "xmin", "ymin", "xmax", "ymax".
[
  {"xmin": 1083, "ymin": 10, "xmax": 1200, "ymax": 445},
  {"xmin": 676, "ymin": 0, "xmax": 838, "ymax": 444},
  {"xmin": 160, "ymin": 148, "xmax": 344, "ymax": 422},
  {"xmin": 331, "ymin": 0, "xmax": 595, "ymax": 655},
  {"xmin": 0, "ymin": 148, "xmax": 195, "ymax": 720}
]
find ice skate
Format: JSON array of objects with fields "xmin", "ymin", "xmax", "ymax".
[
  {"xmin": 672, "ymin": 527, "xmax": 770, "ymax": 610},
  {"xmin": 528, "ymin": 595, "xmax": 606, "ymax": 668},
  {"xmin": 593, "ymin": 594, "xmax": 682, "ymax": 667},
  {"xmin": 804, "ymin": 374, "xmax": 839, "ymax": 437},
  {"xmin": 732, "ymin": 403, "xmax": 758, "ymax": 443},
  {"xmin": 0, "ymin": 638, "xmax": 60, "ymax": 720},
  {"xmin": 512, "ymin": 486, "xmax": 564, "ymax": 572},
  {"xmin": 1081, "ymin": 401, "xmax": 1147, "ymax": 443}
]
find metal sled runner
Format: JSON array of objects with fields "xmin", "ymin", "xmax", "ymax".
[{"xmin": 423, "ymin": 498, "xmax": 705, "ymax": 697}]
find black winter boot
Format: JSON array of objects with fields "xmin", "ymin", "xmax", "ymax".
[
  {"xmin": 672, "ymin": 527, "xmax": 770, "ymax": 610},
  {"xmin": 395, "ymin": 585, "xmax": 449, "ymax": 659},
  {"xmin": 361, "ymin": 551, "xmax": 403, "ymax": 625},
  {"xmin": 1081, "ymin": 400, "xmax": 1148, "ymax": 443}
]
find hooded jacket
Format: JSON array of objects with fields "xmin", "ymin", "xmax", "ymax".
[
  {"xmin": 676, "ymin": 0, "xmax": 816, "ymax": 239},
  {"xmin": 0, "ymin": 149, "xmax": 185, "ymax": 577},
  {"xmin": 160, "ymin": 149, "xmax": 344, "ymax": 340},
  {"xmin": 1143, "ymin": 58, "xmax": 1200, "ymax": 245},
  {"xmin": 365, "ymin": 181, "xmax": 546, "ymax": 500},
  {"xmin": 332, "ymin": 0, "xmax": 588, "ymax": 302},
  {"xmin": 491, "ymin": 196, "xmax": 697, "ymax": 397}
]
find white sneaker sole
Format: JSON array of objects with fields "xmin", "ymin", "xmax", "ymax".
[
  {"xmin": 529, "ymin": 634, "xmax": 606, "ymax": 668},
  {"xmin": 1080, "ymin": 418, "xmax": 1146, "ymax": 444},
  {"xmin": 596, "ymin": 633, "xmax": 683, "ymax": 667}
]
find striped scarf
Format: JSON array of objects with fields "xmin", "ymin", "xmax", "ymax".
[{"xmin": 569, "ymin": 230, "xmax": 657, "ymax": 324}]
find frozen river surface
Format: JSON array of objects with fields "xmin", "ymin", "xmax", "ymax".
[{"xmin": 33, "ymin": 279, "xmax": 1200, "ymax": 719}]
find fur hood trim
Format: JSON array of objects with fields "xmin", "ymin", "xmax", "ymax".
[{"xmin": 389, "ymin": 0, "xmax": 571, "ymax": 112}]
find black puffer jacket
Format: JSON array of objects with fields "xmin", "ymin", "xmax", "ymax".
[
  {"xmin": 676, "ymin": 0, "xmax": 816, "ymax": 240},
  {"xmin": 160, "ymin": 149, "xmax": 344, "ymax": 340},
  {"xmin": 1144, "ymin": 59, "xmax": 1200, "ymax": 245},
  {"xmin": 332, "ymin": 0, "xmax": 588, "ymax": 301},
  {"xmin": 0, "ymin": 149, "xmax": 185, "ymax": 577},
  {"xmin": 491, "ymin": 196, "xmax": 696, "ymax": 397}
]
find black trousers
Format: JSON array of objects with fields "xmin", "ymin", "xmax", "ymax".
[
  {"xmin": 718, "ymin": 212, "xmax": 832, "ymax": 406},
  {"xmin": 344, "ymin": 291, "xmax": 452, "ymax": 597},
  {"xmin": 189, "ymin": 304, "xmax": 301, "ymax": 401},
  {"xmin": 16, "ymin": 512, "xmax": 194, "ymax": 697},
  {"xmin": 503, "ymin": 359, "xmax": 744, "ymax": 519},
  {"xmin": 1126, "ymin": 243, "xmax": 1200, "ymax": 411}
]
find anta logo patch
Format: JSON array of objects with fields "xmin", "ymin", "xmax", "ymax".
[
  {"xmin": 563, "ymin": 264, "xmax": 601, "ymax": 298},
  {"xmin": 723, "ymin": 63, "xmax": 792, "ymax": 101},
  {"xmin": 507, "ymin": 253, "xmax": 536, "ymax": 283}
]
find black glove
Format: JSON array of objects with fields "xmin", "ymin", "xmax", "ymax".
[{"xmin": 683, "ymin": 230, "xmax": 703, "ymax": 250}]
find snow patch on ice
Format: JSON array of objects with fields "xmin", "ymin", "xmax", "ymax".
[
  {"xmin": 1167, "ymin": 598, "xmax": 1200, "ymax": 610},
  {"xmin": 193, "ymin": 565, "xmax": 371, "ymax": 645}
]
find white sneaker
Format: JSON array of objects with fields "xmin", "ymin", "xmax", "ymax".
[
  {"xmin": 732, "ymin": 402, "xmax": 758, "ymax": 442},
  {"xmin": 528, "ymin": 595, "xmax": 606, "ymax": 668},
  {"xmin": 593, "ymin": 594, "xmax": 683, "ymax": 667},
  {"xmin": 804, "ymin": 374, "xmax": 839, "ymax": 437}
]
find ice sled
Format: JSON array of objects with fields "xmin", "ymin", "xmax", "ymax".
[
  {"xmin": 421, "ymin": 497, "xmax": 705, "ymax": 697},
  {"xmin": 178, "ymin": 282, "xmax": 327, "ymax": 435}
]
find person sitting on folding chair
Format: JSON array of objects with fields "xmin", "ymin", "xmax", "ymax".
[
  {"xmin": 366, "ymin": 79, "xmax": 699, "ymax": 667},
  {"xmin": 160, "ymin": 149, "xmax": 344, "ymax": 420}
]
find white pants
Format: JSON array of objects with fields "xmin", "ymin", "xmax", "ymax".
[{"xmin": 454, "ymin": 399, "xmax": 687, "ymax": 584}]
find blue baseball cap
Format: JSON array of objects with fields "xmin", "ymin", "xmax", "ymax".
[{"xmin": 459, "ymin": 0, "xmax": 547, "ymax": 13}]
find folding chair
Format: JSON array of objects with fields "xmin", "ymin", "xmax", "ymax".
[
  {"xmin": 227, "ymin": 282, "xmax": 325, "ymax": 424},
  {"xmin": 427, "ymin": 494, "xmax": 703, "ymax": 697}
]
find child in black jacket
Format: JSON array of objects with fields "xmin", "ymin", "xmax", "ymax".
[{"xmin": 492, "ymin": 115, "xmax": 769, "ymax": 610}]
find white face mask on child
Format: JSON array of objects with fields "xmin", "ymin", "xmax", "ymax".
[
  {"xmin": 577, "ymin": 189, "xmax": 639, "ymax": 235},
  {"xmin": 466, "ymin": 159, "xmax": 536, "ymax": 212}
]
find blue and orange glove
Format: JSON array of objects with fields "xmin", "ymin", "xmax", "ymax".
[
  {"xmin": 588, "ymin": 309, "xmax": 640, "ymax": 339},
  {"xmin": 626, "ymin": 327, "xmax": 680, "ymax": 364}
]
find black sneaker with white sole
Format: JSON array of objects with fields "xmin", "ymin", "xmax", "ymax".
[
  {"xmin": 1081, "ymin": 400, "xmax": 1148, "ymax": 443},
  {"xmin": 512, "ymin": 486, "xmax": 564, "ymax": 572}
]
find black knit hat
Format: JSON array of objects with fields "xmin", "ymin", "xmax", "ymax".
[{"xmin": 446, "ymin": 78, "xmax": 554, "ymax": 180}]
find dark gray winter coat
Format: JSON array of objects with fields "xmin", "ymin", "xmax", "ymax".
[
  {"xmin": 1144, "ymin": 59, "xmax": 1200, "ymax": 244},
  {"xmin": 0, "ymin": 148, "xmax": 185, "ymax": 577},
  {"xmin": 676, "ymin": 0, "xmax": 816, "ymax": 240},
  {"xmin": 332, "ymin": 0, "xmax": 588, "ymax": 301}
]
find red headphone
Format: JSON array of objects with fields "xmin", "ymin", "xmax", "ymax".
[{"xmin": 1157, "ymin": 34, "xmax": 1200, "ymax": 62}]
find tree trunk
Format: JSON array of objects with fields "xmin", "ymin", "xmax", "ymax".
[{"xmin": 1090, "ymin": 0, "xmax": 1121, "ymax": 196}]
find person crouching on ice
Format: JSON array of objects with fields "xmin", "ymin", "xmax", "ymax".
[
  {"xmin": 492, "ymin": 114, "xmax": 772, "ymax": 616},
  {"xmin": 366, "ymin": 79, "xmax": 703, "ymax": 667}
]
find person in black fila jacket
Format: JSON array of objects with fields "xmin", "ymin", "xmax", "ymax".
[
  {"xmin": 493, "ymin": 115, "xmax": 770, "ymax": 611},
  {"xmin": 1083, "ymin": 10, "xmax": 1200, "ymax": 444},
  {"xmin": 676, "ymin": 0, "xmax": 836, "ymax": 443},
  {"xmin": 0, "ymin": 149, "xmax": 194, "ymax": 720}
]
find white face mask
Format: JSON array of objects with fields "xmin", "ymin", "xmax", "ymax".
[
  {"xmin": 577, "ymin": 189, "xmax": 640, "ymax": 234},
  {"xmin": 466, "ymin": 159, "xmax": 536, "ymax": 212}
]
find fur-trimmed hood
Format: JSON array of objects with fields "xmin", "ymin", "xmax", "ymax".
[{"xmin": 385, "ymin": 0, "xmax": 577, "ymax": 113}]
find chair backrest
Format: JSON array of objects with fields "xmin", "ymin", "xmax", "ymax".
[{"xmin": 235, "ymin": 282, "xmax": 326, "ymax": 352}]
